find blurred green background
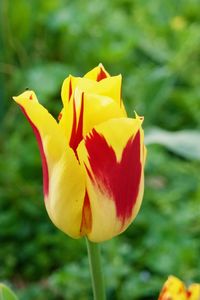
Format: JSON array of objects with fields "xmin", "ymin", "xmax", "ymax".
[{"xmin": 0, "ymin": 0, "xmax": 200, "ymax": 299}]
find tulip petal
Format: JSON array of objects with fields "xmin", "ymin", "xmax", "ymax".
[
  {"xmin": 61, "ymin": 63, "xmax": 110, "ymax": 106},
  {"xmin": 74, "ymin": 88, "xmax": 126, "ymax": 136},
  {"xmin": 77, "ymin": 116, "xmax": 146, "ymax": 242},
  {"xmin": 187, "ymin": 284, "xmax": 200, "ymax": 300},
  {"xmin": 84, "ymin": 63, "xmax": 110, "ymax": 81},
  {"xmin": 61, "ymin": 75, "xmax": 79, "ymax": 105},
  {"xmin": 13, "ymin": 91, "xmax": 86, "ymax": 238},
  {"xmin": 77, "ymin": 75, "xmax": 123, "ymax": 105},
  {"xmin": 61, "ymin": 73, "xmax": 123, "ymax": 106},
  {"xmin": 59, "ymin": 87, "xmax": 127, "ymax": 153},
  {"xmin": 158, "ymin": 276, "xmax": 187, "ymax": 300},
  {"xmin": 82, "ymin": 91, "xmax": 126, "ymax": 135}
]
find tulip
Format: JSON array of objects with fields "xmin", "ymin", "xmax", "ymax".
[
  {"xmin": 13, "ymin": 64, "xmax": 146, "ymax": 243},
  {"xmin": 158, "ymin": 276, "xmax": 200, "ymax": 300}
]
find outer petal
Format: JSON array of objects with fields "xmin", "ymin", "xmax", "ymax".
[
  {"xmin": 77, "ymin": 116, "xmax": 146, "ymax": 242},
  {"xmin": 158, "ymin": 276, "xmax": 186, "ymax": 300},
  {"xmin": 13, "ymin": 91, "xmax": 85, "ymax": 238},
  {"xmin": 187, "ymin": 284, "xmax": 200, "ymax": 300}
]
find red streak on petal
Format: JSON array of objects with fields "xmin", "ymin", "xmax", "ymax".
[
  {"xmin": 58, "ymin": 112, "xmax": 62, "ymax": 121},
  {"xmin": 69, "ymin": 98, "xmax": 77, "ymax": 149},
  {"xmin": 158, "ymin": 287, "xmax": 167, "ymax": 300},
  {"xmin": 186, "ymin": 291, "xmax": 192, "ymax": 298},
  {"xmin": 75, "ymin": 93, "xmax": 84, "ymax": 146},
  {"xmin": 85, "ymin": 129, "xmax": 142, "ymax": 223},
  {"xmin": 19, "ymin": 106, "xmax": 49, "ymax": 197},
  {"xmin": 80, "ymin": 190, "xmax": 92, "ymax": 234},
  {"xmin": 29, "ymin": 94, "xmax": 33, "ymax": 100},
  {"xmin": 69, "ymin": 93, "xmax": 84, "ymax": 155},
  {"xmin": 96, "ymin": 67, "xmax": 107, "ymax": 82},
  {"xmin": 178, "ymin": 287, "xmax": 184, "ymax": 294},
  {"xmin": 68, "ymin": 78, "xmax": 72, "ymax": 101}
]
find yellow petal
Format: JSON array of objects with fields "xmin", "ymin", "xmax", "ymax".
[
  {"xmin": 59, "ymin": 87, "xmax": 127, "ymax": 153},
  {"xmin": 77, "ymin": 116, "xmax": 146, "ymax": 242},
  {"xmin": 158, "ymin": 276, "xmax": 187, "ymax": 300},
  {"xmin": 61, "ymin": 75, "xmax": 79, "ymax": 106},
  {"xmin": 58, "ymin": 99, "xmax": 75, "ymax": 145},
  {"xmin": 13, "ymin": 91, "xmax": 85, "ymax": 238},
  {"xmin": 77, "ymin": 75, "xmax": 123, "ymax": 106},
  {"xmin": 59, "ymin": 71, "xmax": 125, "ymax": 143},
  {"xmin": 61, "ymin": 64, "xmax": 110, "ymax": 107},
  {"xmin": 187, "ymin": 284, "xmax": 200, "ymax": 300},
  {"xmin": 61, "ymin": 70, "xmax": 122, "ymax": 106},
  {"xmin": 82, "ymin": 91, "xmax": 126, "ymax": 135},
  {"xmin": 84, "ymin": 63, "xmax": 110, "ymax": 81}
]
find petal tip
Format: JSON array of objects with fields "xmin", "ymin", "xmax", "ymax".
[
  {"xmin": 12, "ymin": 90, "xmax": 37, "ymax": 104},
  {"xmin": 134, "ymin": 111, "xmax": 144, "ymax": 123}
]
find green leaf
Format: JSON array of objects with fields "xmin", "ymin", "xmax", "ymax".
[
  {"xmin": 0, "ymin": 284, "xmax": 18, "ymax": 300},
  {"xmin": 145, "ymin": 127, "xmax": 200, "ymax": 160}
]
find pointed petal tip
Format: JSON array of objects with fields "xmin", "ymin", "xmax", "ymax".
[
  {"xmin": 134, "ymin": 111, "xmax": 144, "ymax": 123},
  {"xmin": 12, "ymin": 90, "xmax": 38, "ymax": 104},
  {"xmin": 98, "ymin": 62, "xmax": 104, "ymax": 68}
]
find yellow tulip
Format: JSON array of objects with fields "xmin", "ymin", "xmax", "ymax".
[
  {"xmin": 13, "ymin": 64, "xmax": 146, "ymax": 242},
  {"xmin": 158, "ymin": 276, "xmax": 200, "ymax": 300}
]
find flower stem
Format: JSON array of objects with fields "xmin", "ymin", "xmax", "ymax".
[{"xmin": 86, "ymin": 238, "xmax": 106, "ymax": 300}]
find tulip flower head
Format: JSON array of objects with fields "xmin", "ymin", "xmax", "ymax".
[
  {"xmin": 158, "ymin": 276, "xmax": 200, "ymax": 300},
  {"xmin": 13, "ymin": 64, "xmax": 146, "ymax": 242}
]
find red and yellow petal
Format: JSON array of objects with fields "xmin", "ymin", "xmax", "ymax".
[
  {"xmin": 61, "ymin": 66, "xmax": 123, "ymax": 107},
  {"xmin": 75, "ymin": 75, "xmax": 123, "ymax": 106},
  {"xmin": 13, "ymin": 91, "xmax": 86, "ymax": 238},
  {"xmin": 61, "ymin": 75, "xmax": 79, "ymax": 105},
  {"xmin": 187, "ymin": 284, "xmax": 200, "ymax": 300},
  {"xmin": 77, "ymin": 116, "xmax": 146, "ymax": 242},
  {"xmin": 59, "ymin": 87, "xmax": 127, "ymax": 153},
  {"xmin": 84, "ymin": 63, "xmax": 110, "ymax": 81},
  {"xmin": 82, "ymin": 91, "xmax": 126, "ymax": 135},
  {"xmin": 158, "ymin": 276, "xmax": 187, "ymax": 300},
  {"xmin": 158, "ymin": 276, "xmax": 200, "ymax": 300}
]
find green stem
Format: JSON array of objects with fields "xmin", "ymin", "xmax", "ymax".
[{"xmin": 86, "ymin": 238, "xmax": 106, "ymax": 300}]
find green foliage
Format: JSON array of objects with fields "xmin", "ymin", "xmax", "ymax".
[
  {"xmin": 0, "ymin": 0, "xmax": 200, "ymax": 299},
  {"xmin": 146, "ymin": 128, "xmax": 200, "ymax": 160}
]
